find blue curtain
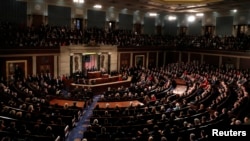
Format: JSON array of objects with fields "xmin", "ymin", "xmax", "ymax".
[
  {"xmin": 119, "ymin": 13, "xmax": 133, "ymax": 30},
  {"xmin": 163, "ymin": 20, "xmax": 177, "ymax": 36},
  {"xmin": 188, "ymin": 20, "xmax": 202, "ymax": 35},
  {"xmin": 216, "ymin": 16, "xmax": 233, "ymax": 36},
  {"xmin": 87, "ymin": 10, "xmax": 106, "ymax": 28},
  {"xmin": 144, "ymin": 17, "xmax": 155, "ymax": 35},
  {"xmin": 0, "ymin": 0, "xmax": 27, "ymax": 25},
  {"xmin": 48, "ymin": 5, "xmax": 71, "ymax": 27}
]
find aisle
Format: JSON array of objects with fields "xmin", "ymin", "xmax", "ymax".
[{"xmin": 66, "ymin": 95, "xmax": 100, "ymax": 141}]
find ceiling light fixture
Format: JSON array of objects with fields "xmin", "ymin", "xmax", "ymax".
[
  {"xmin": 168, "ymin": 16, "xmax": 177, "ymax": 21},
  {"xmin": 93, "ymin": 4, "xmax": 102, "ymax": 9},
  {"xmin": 196, "ymin": 13, "xmax": 204, "ymax": 17},
  {"xmin": 187, "ymin": 15, "xmax": 195, "ymax": 22},
  {"xmin": 149, "ymin": 12, "xmax": 157, "ymax": 17},
  {"xmin": 73, "ymin": 0, "xmax": 84, "ymax": 4}
]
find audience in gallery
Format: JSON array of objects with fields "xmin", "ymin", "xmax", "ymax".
[
  {"xmin": 1, "ymin": 59, "xmax": 249, "ymax": 140},
  {"xmin": 1, "ymin": 21, "xmax": 250, "ymax": 50}
]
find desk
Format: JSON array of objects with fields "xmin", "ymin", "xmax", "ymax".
[
  {"xmin": 102, "ymin": 74, "xmax": 109, "ymax": 78},
  {"xmin": 88, "ymin": 75, "xmax": 121, "ymax": 85},
  {"xmin": 71, "ymin": 77, "xmax": 132, "ymax": 94},
  {"xmin": 87, "ymin": 71, "xmax": 101, "ymax": 79},
  {"xmin": 175, "ymin": 78, "xmax": 186, "ymax": 85}
]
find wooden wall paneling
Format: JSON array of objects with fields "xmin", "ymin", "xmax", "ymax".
[
  {"xmin": 6, "ymin": 60, "xmax": 27, "ymax": 81},
  {"xmin": 32, "ymin": 15, "xmax": 43, "ymax": 28},
  {"xmin": 239, "ymin": 58, "xmax": 250, "ymax": 69},
  {"xmin": 120, "ymin": 53, "xmax": 131, "ymax": 68},
  {"xmin": 0, "ymin": 58, "xmax": 5, "ymax": 80},
  {"xmin": 148, "ymin": 52, "xmax": 157, "ymax": 69},
  {"xmin": 158, "ymin": 52, "xmax": 164, "ymax": 68},
  {"xmin": 190, "ymin": 53, "xmax": 201, "ymax": 63},
  {"xmin": 0, "ymin": 56, "xmax": 32, "ymax": 81},
  {"xmin": 222, "ymin": 56, "xmax": 237, "ymax": 69},
  {"xmin": 165, "ymin": 52, "xmax": 171, "ymax": 64},
  {"xmin": 181, "ymin": 52, "xmax": 188, "ymax": 63},
  {"xmin": 134, "ymin": 23, "xmax": 142, "ymax": 34},
  {"xmin": 36, "ymin": 56, "xmax": 54, "ymax": 75},
  {"xmin": 203, "ymin": 55, "xmax": 219, "ymax": 67},
  {"xmin": 133, "ymin": 53, "xmax": 147, "ymax": 67},
  {"xmin": 165, "ymin": 51, "xmax": 179, "ymax": 64},
  {"xmin": 156, "ymin": 25, "xmax": 162, "ymax": 35}
]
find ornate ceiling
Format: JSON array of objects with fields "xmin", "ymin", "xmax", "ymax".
[
  {"xmin": 106, "ymin": 0, "xmax": 250, "ymax": 13},
  {"xmin": 29, "ymin": 0, "xmax": 250, "ymax": 14}
]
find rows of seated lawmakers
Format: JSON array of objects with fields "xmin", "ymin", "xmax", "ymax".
[
  {"xmin": 97, "ymin": 66, "xmax": 178, "ymax": 102},
  {"xmin": 0, "ymin": 72, "xmax": 96, "ymax": 141},
  {"xmin": 74, "ymin": 62, "xmax": 250, "ymax": 141},
  {"xmin": 0, "ymin": 62, "xmax": 249, "ymax": 140},
  {"xmin": 1, "ymin": 21, "xmax": 250, "ymax": 50}
]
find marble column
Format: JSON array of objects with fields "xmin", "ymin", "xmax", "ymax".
[
  {"xmin": 108, "ymin": 53, "xmax": 111, "ymax": 74},
  {"xmin": 187, "ymin": 52, "xmax": 190, "ymax": 63},
  {"xmin": 201, "ymin": 54, "xmax": 204, "ymax": 64},
  {"xmin": 70, "ymin": 53, "xmax": 74, "ymax": 75},
  {"xmin": 32, "ymin": 55, "xmax": 36, "ymax": 75},
  {"xmin": 130, "ymin": 53, "xmax": 133, "ymax": 67},
  {"xmin": 179, "ymin": 52, "xmax": 182, "ymax": 62},
  {"xmin": 236, "ymin": 58, "xmax": 240, "ymax": 69},
  {"xmin": 146, "ymin": 52, "xmax": 149, "ymax": 69},
  {"xmin": 54, "ymin": 55, "xmax": 58, "ymax": 77},
  {"xmin": 156, "ymin": 52, "xmax": 159, "ymax": 68},
  {"xmin": 219, "ymin": 56, "xmax": 222, "ymax": 67},
  {"xmin": 163, "ymin": 51, "xmax": 166, "ymax": 67},
  {"xmin": 97, "ymin": 53, "xmax": 101, "ymax": 71},
  {"xmin": 82, "ymin": 53, "xmax": 86, "ymax": 77}
]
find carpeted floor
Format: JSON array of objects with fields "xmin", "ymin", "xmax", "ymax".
[{"xmin": 66, "ymin": 95, "xmax": 100, "ymax": 141}]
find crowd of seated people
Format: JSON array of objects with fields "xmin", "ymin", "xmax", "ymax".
[
  {"xmin": 1, "ymin": 21, "xmax": 250, "ymax": 50},
  {"xmin": 78, "ymin": 61, "xmax": 250, "ymax": 141},
  {"xmin": 0, "ymin": 71, "xmax": 95, "ymax": 141},
  {"xmin": 0, "ymin": 61, "xmax": 249, "ymax": 141},
  {"xmin": 98, "ymin": 66, "xmax": 178, "ymax": 102},
  {"xmin": 0, "ymin": 22, "xmax": 83, "ymax": 48},
  {"xmin": 177, "ymin": 34, "xmax": 250, "ymax": 50}
]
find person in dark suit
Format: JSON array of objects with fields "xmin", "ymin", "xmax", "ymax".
[
  {"xmin": 83, "ymin": 125, "xmax": 97, "ymax": 140},
  {"xmin": 14, "ymin": 64, "xmax": 24, "ymax": 80},
  {"xmin": 96, "ymin": 127, "xmax": 111, "ymax": 140}
]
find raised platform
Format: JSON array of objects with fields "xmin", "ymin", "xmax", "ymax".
[
  {"xmin": 173, "ymin": 85, "xmax": 187, "ymax": 96},
  {"xmin": 70, "ymin": 77, "xmax": 132, "ymax": 94},
  {"xmin": 87, "ymin": 71, "xmax": 101, "ymax": 79},
  {"xmin": 173, "ymin": 78, "xmax": 187, "ymax": 96},
  {"xmin": 95, "ymin": 100, "xmax": 144, "ymax": 108},
  {"xmin": 49, "ymin": 98, "xmax": 144, "ymax": 109},
  {"xmin": 175, "ymin": 78, "xmax": 186, "ymax": 85},
  {"xmin": 87, "ymin": 75, "xmax": 121, "ymax": 85}
]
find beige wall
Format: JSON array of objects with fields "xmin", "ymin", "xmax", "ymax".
[{"xmin": 59, "ymin": 45, "xmax": 117, "ymax": 76}]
